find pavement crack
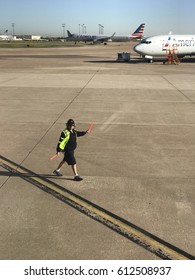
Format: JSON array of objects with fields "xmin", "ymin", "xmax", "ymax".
[{"xmin": 162, "ymin": 75, "xmax": 195, "ymax": 104}]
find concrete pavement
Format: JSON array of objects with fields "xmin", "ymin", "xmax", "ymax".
[{"xmin": 0, "ymin": 43, "xmax": 195, "ymax": 259}]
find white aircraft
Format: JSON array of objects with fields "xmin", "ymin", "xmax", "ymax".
[
  {"xmin": 66, "ymin": 30, "xmax": 116, "ymax": 44},
  {"xmin": 112, "ymin": 23, "xmax": 145, "ymax": 42},
  {"xmin": 133, "ymin": 34, "xmax": 195, "ymax": 62}
]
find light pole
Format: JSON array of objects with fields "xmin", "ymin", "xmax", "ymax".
[
  {"xmin": 11, "ymin": 23, "xmax": 15, "ymax": 36},
  {"xmin": 82, "ymin": 24, "xmax": 84, "ymax": 34},
  {"xmin": 101, "ymin": 25, "xmax": 104, "ymax": 34},
  {"xmin": 62, "ymin": 24, "xmax": 65, "ymax": 38},
  {"xmin": 99, "ymin": 24, "xmax": 104, "ymax": 34}
]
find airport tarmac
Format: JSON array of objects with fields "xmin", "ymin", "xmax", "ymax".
[{"xmin": 0, "ymin": 42, "xmax": 195, "ymax": 260}]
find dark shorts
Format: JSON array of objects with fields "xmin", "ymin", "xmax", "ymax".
[{"xmin": 63, "ymin": 150, "xmax": 76, "ymax": 165}]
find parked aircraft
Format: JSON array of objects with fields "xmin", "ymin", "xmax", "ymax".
[
  {"xmin": 112, "ymin": 23, "xmax": 145, "ymax": 42},
  {"xmin": 66, "ymin": 30, "xmax": 115, "ymax": 44},
  {"xmin": 134, "ymin": 33, "xmax": 195, "ymax": 62}
]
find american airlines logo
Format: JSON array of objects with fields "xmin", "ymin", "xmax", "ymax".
[{"xmin": 177, "ymin": 39, "xmax": 195, "ymax": 47}]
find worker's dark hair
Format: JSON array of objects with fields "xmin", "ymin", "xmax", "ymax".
[{"xmin": 66, "ymin": 119, "xmax": 75, "ymax": 127}]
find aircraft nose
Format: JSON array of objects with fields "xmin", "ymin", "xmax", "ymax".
[{"xmin": 133, "ymin": 44, "xmax": 142, "ymax": 54}]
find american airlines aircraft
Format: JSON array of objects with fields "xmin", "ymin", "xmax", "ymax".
[
  {"xmin": 112, "ymin": 23, "xmax": 145, "ymax": 42},
  {"xmin": 66, "ymin": 23, "xmax": 145, "ymax": 44},
  {"xmin": 66, "ymin": 30, "xmax": 116, "ymax": 44},
  {"xmin": 133, "ymin": 34, "xmax": 195, "ymax": 62}
]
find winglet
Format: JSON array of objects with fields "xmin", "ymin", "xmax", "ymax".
[{"xmin": 111, "ymin": 32, "xmax": 116, "ymax": 38}]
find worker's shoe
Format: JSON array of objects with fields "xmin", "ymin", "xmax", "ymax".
[
  {"xmin": 53, "ymin": 170, "xmax": 63, "ymax": 176},
  {"xmin": 74, "ymin": 175, "xmax": 83, "ymax": 181}
]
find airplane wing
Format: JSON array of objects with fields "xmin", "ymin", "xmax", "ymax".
[{"xmin": 94, "ymin": 32, "xmax": 116, "ymax": 43}]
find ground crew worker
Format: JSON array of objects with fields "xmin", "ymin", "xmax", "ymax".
[{"xmin": 53, "ymin": 119, "xmax": 88, "ymax": 181}]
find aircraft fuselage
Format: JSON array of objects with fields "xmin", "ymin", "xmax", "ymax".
[{"xmin": 134, "ymin": 35, "xmax": 195, "ymax": 58}]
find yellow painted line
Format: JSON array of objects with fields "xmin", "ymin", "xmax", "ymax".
[{"xmin": 1, "ymin": 156, "xmax": 193, "ymax": 260}]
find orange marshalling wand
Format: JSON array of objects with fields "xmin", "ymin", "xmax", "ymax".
[
  {"xmin": 49, "ymin": 153, "xmax": 58, "ymax": 160},
  {"xmin": 88, "ymin": 122, "xmax": 93, "ymax": 134}
]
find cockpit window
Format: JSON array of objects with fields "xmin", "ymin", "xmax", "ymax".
[
  {"xmin": 141, "ymin": 39, "xmax": 146, "ymax": 43},
  {"xmin": 140, "ymin": 39, "xmax": 151, "ymax": 44}
]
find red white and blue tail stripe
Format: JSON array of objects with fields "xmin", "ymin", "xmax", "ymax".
[{"xmin": 130, "ymin": 23, "xmax": 145, "ymax": 39}]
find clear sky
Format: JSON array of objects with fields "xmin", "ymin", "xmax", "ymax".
[{"xmin": 0, "ymin": 0, "xmax": 195, "ymax": 37}]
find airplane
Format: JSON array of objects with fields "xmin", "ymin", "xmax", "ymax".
[
  {"xmin": 133, "ymin": 33, "xmax": 195, "ymax": 62},
  {"xmin": 112, "ymin": 23, "xmax": 145, "ymax": 42},
  {"xmin": 66, "ymin": 30, "xmax": 116, "ymax": 44}
]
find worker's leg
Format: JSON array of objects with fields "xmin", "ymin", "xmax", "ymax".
[
  {"xmin": 71, "ymin": 164, "xmax": 78, "ymax": 176},
  {"xmin": 57, "ymin": 160, "xmax": 66, "ymax": 170},
  {"xmin": 53, "ymin": 160, "xmax": 66, "ymax": 176},
  {"xmin": 71, "ymin": 164, "xmax": 83, "ymax": 181}
]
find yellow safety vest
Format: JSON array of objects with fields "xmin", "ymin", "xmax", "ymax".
[{"xmin": 59, "ymin": 129, "xmax": 70, "ymax": 150}]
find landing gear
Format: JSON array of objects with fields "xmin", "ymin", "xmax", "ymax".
[{"xmin": 145, "ymin": 55, "xmax": 154, "ymax": 63}]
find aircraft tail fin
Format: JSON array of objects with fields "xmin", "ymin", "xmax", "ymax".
[
  {"xmin": 131, "ymin": 23, "xmax": 145, "ymax": 39},
  {"xmin": 67, "ymin": 30, "xmax": 73, "ymax": 37}
]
